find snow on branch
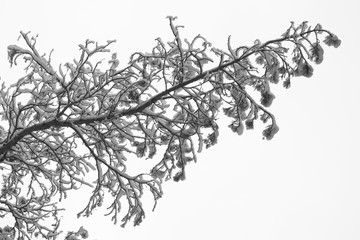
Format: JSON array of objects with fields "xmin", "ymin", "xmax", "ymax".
[{"xmin": 0, "ymin": 17, "xmax": 340, "ymax": 239}]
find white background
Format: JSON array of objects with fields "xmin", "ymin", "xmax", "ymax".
[{"xmin": 1, "ymin": 0, "xmax": 359, "ymax": 239}]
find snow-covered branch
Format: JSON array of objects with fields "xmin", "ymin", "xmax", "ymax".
[{"xmin": 0, "ymin": 17, "xmax": 340, "ymax": 239}]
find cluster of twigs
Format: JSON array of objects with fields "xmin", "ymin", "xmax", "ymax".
[{"xmin": 0, "ymin": 16, "xmax": 340, "ymax": 239}]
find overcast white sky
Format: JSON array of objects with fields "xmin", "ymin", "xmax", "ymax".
[{"xmin": 1, "ymin": 0, "xmax": 360, "ymax": 239}]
